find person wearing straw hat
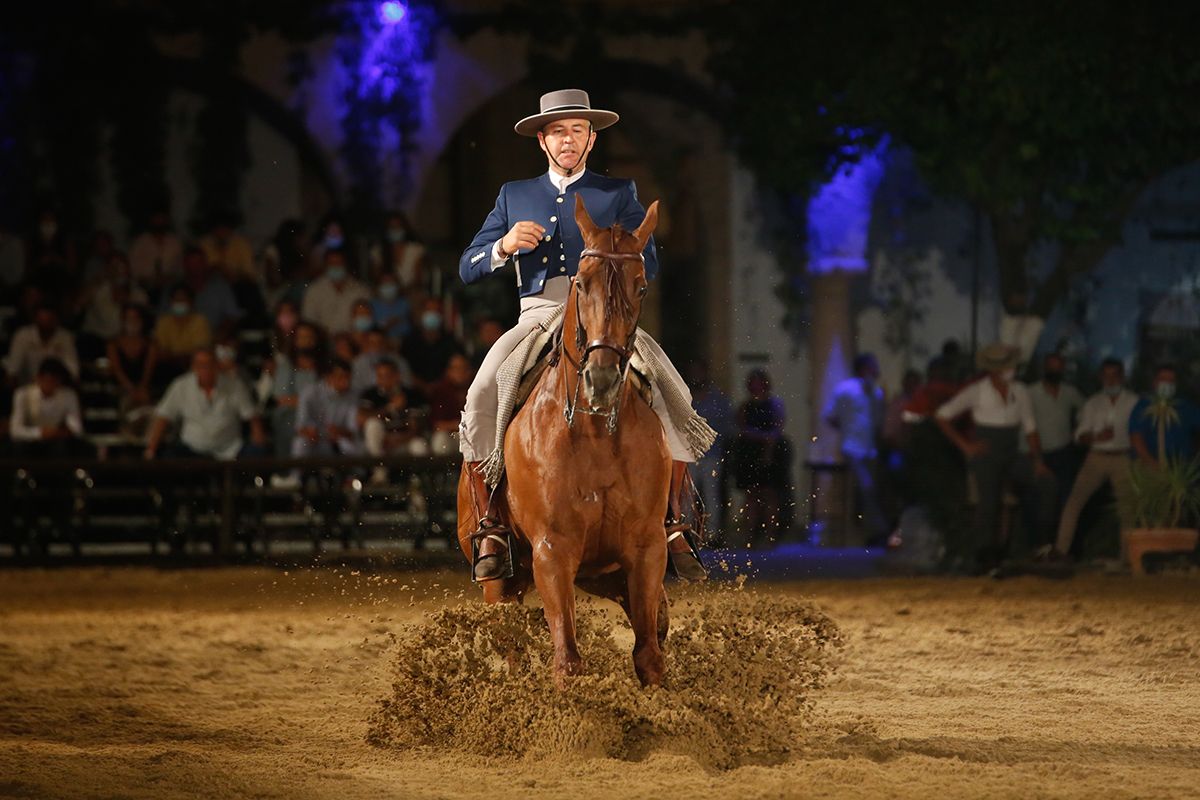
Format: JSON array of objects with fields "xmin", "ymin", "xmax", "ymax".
[
  {"xmin": 935, "ymin": 343, "xmax": 1057, "ymax": 574},
  {"xmin": 457, "ymin": 89, "xmax": 709, "ymax": 582}
]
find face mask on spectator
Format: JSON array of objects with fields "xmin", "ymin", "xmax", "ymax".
[
  {"xmin": 277, "ymin": 311, "xmax": 297, "ymax": 331},
  {"xmin": 421, "ymin": 311, "xmax": 442, "ymax": 331},
  {"xmin": 1104, "ymin": 384, "xmax": 1122, "ymax": 397},
  {"xmin": 216, "ymin": 345, "xmax": 236, "ymax": 364},
  {"xmin": 327, "ymin": 265, "xmax": 347, "ymax": 282},
  {"xmin": 379, "ymin": 283, "xmax": 399, "ymax": 300},
  {"xmin": 387, "ymin": 228, "xmax": 406, "ymax": 244},
  {"xmin": 324, "ymin": 234, "xmax": 344, "ymax": 249},
  {"xmin": 171, "ymin": 301, "xmax": 190, "ymax": 317},
  {"xmin": 353, "ymin": 316, "xmax": 373, "ymax": 333},
  {"xmin": 1157, "ymin": 382, "xmax": 1176, "ymax": 400}
]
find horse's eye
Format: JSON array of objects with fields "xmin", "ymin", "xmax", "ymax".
[
  {"xmin": 576, "ymin": 279, "xmax": 588, "ymax": 295},
  {"xmin": 637, "ymin": 285, "xmax": 648, "ymax": 298}
]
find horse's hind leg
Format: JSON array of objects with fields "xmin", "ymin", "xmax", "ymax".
[
  {"xmin": 626, "ymin": 540, "xmax": 668, "ymax": 686},
  {"xmin": 532, "ymin": 541, "xmax": 583, "ymax": 685}
]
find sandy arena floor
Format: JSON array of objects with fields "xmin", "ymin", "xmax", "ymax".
[{"xmin": 1, "ymin": 564, "xmax": 1199, "ymax": 799}]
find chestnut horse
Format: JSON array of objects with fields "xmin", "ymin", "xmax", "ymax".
[{"xmin": 457, "ymin": 195, "xmax": 671, "ymax": 686}]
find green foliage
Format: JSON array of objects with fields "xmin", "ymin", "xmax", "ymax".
[
  {"xmin": 1118, "ymin": 458, "xmax": 1200, "ymax": 530},
  {"xmin": 707, "ymin": 2, "xmax": 1200, "ymax": 317}
]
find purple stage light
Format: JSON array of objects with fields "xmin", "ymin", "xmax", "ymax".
[{"xmin": 378, "ymin": 1, "xmax": 407, "ymax": 24}]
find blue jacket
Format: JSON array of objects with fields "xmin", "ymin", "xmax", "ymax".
[{"xmin": 459, "ymin": 171, "xmax": 658, "ymax": 298}]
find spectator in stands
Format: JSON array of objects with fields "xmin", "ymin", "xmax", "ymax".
[
  {"xmin": 77, "ymin": 253, "xmax": 149, "ymax": 359},
  {"xmin": 351, "ymin": 326, "xmax": 412, "ymax": 395},
  {"xmin": 301, "ymin": 248, "xmax": 369, "ymax": 335},
  {"xmin": 426, "ymin": 353, "xmax": 472, "ymax": 455},
  {"xmin": 4, "ymin": 305, "xmax": 80, "ymax": 386},
  {"xmin": 731, "ymin": 368, "xmax": 791, "ymax": 543},
  {"xmin": 214, "ymin": 335, "xmax": 252, "ymax": 392},
  {"xmin": 371, "ymin": 272, "xmax": 411, "ymax": 341},
  {"xmin": 270, "ymin": 299, "xmax": 301, "ymax": 355},
  {"xmin": 688, "ymin": 359, "xmax": 735, "ymax": 539},
  {"xmin": 291, "ymin": 359, "xmax": 361, "ymax": 457},
  {"xmin": 175, "ymin": 246, "xmax": 241, "ymax": 341},
  {"xmin": 8, "ymin": 358, "xmax": 86, "ymax": 457},
  {"xmin": 107, "ymin": 304, "xmax": 157, "ymax": 413},
  {"xmin": 469, "ymin": 318, "xmax": 504, "ymax": 372},
  {"xmin": 935, "ymin": 343, "xmax": 1056, "ymax": 574},
  {"xmin": 81, "ymin": 230, "xmax": 117, "ymax": 285},
  {"xmin": 1130, "ymin": 364, "xmax": 1200, "ymax": 466},
  {"xmin": 261, "ymin": 219, "xmax": 307, "ymax": 309},
  {"xmin": 402, "ymin": 299, "xmax": 464, "ymax": 394},
  {"xmin": 1026, "ymin": 352, "xmax": 1084, "ymax": 524},
  {"xmin": 201, "ymin": 211, "xmax": 265, "ymax": 326},
  {"xmin": 826, "ymin": 353, "xmax": 888, "ymax": 543},
  {"xmin": 153, "ymin": 284, "xmax": 212, "ymax": 380},
  {"xmin": 308, "ymin": 215, "xmax": 353, "ymax": 277},
  {"xmin": 129, "ymin": 208, "xmax": 183, "ymax": 301},
  {"xmin": 0, "ymin": 220, "xmax": 27, "ymax": 302},
  {"xmin": 360, "ymin": 357, "xmax": 428, "ymax": 484},
  {"xmin": 349, "ymin": 300, "xmax": 376, "ymax": 351},
  {"xmin": 369, "ymin": 211, "xmax": 427, "ymax": 294},
  {"xmin": 26, "ymin": 208, "xmax": 76, "ymax": 299},
  {"xmin": 144, "ymin": 349, "xmax": 266, "ymax": 460},
  {"xmin": 331, "ymin": 331, "xmax": 358, "ymax": 365},
  {"xmin": 1050, "ymin": 358, "xmax": 1139, "ymax": 561},
  {"xmin": 267, "ymin": 321, "xmax": 322, "ymax": 458}
]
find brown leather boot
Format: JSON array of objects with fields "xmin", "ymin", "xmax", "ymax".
[
  {"xmin": 465, "ymin": 462, "xmax": 512, "ymax": 582},
  {"xmin": 666, "ymin": 460, "xmax": 707, "ymax": 580}
]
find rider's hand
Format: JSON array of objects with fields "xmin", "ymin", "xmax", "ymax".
[{"xmin": 500, "ymin": 221, "xmax": 546, "ymax": 257}]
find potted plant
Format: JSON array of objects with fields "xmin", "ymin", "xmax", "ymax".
[{"xmin": 1116, "ymin": 457, "xmax": 1200, "ymax": 575}]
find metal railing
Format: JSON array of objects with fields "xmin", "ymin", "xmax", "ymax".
[{"xmin": 0, "ymin": 454, "xmax": 463, "ymax": 558}]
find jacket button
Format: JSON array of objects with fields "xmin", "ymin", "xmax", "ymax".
[
  {"xmin": 544, "ymin": 235, "xmax": 551, "ymax": 242},
  {"xmin": 542, "ymin": 256, "xmax": 548, "ymax": 263},
  {"xmin": 560, "ymin": 254, "xmax": 566, "ymax": 261},
  {"xmin": 556, "ymin": 197, "xmax": 564, "ymax": 204},
  {"xmin": 550, "ymin": 216, "xmax": 557, "ymax": 222},
  {"xmin": 559, "ymin": 266, "xmax": 566, "ymax": 273}
]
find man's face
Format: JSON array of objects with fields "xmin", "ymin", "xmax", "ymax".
[
  {"xmin": 193, "ymin": 352, "xmax": 217, "ymax": 387},
  {"xmin": 376, "ymin": 364, "xmax": 400, "ymax": 393},
  {"xmin": 34, "ymin": 309, "xmax": 57, "ymax": 338},
  {"xmin": 36, "ymin": 373, "xmax": 60, "ymax": 397},
  {"xmin": 329, "ymin": 368, "xmax": 351, "ymax": 395},
  {"xmin": 1100, "ymin": 365, "xmax": 1124, "ymax": 389},
  {"xmin": 538, "ymin": 118, "xmax": 595, "ymax": 174},
  {"xmin": 1154, "ymin": 369, "xmax": 1177, "ymax": 391},
  {"xmin": 445, "ymin": 356, "xmax": 472, "ymax": 387},
  {"xmin": 364, "ymin": 331, "xmax": 387, "ymax": 354}
]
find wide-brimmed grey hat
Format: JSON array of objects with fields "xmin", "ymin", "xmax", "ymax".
[
  {"xmin": 976, "ymin": 342, "xmax": 1020, "ymax": 372},
  {"xmin": 514, "ymin": 89, "xmax": 619, "ymax": 137}
]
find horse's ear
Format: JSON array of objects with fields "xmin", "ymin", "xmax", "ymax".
[
  {"xmin": 633, "ymin": 200, "xmax": 659, "ymax": 250},
  {"xmin": 575, "ymin": 194, "xmax": 601, "ymax": 242}
]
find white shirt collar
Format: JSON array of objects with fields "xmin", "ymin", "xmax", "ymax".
[{"xmin": 548, "ymin": 168, "xmax": 586, "ymax": 194}]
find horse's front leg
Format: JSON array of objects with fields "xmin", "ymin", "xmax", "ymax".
[
  {"xmin": 626, "ymin": 534, "xmax": 668, "ymax": 686},
  {"xmin": 531, "ymin": 536, "xmax": 583, "ymax": 685}
]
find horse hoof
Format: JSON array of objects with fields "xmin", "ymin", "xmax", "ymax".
[
  {"xmin": 473, "ymin": 555, "xmax": 507, "ymax": 582},
  {"xmin": 670, "ymin": 551, "xmax": 708, "ymax": 581}
]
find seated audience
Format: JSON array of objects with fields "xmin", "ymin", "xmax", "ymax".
[
  {"xmin": 349, "ymin": 299, "xmax": 376, "ymax": 351},
  {"xmin": 301, "ymin": 248, "xmax": 369, "ymax": 335},
  {"xmin": 214, "ymin": 335, "xmax": 253, "ymax": 392},
  {"xmin": 369, "ymin": 211, "xmax": 427, "ymax": 293},
  {"xmin": 260, "ymin": 219, "xmax": 308, "ymax": 310},
  {"xmin": 129, "ymin": 208, "xmax": 184, "ymax": 301},
  {"xmin": 4, "ymin": 305, "xmax": 79, "ymax": 386},
  {"xmin": 8, "ymin": 358, "xmax": 86, "ymax": 456},
  {"xmin": 360, "ymin": 357, "xmax": 428, "ymax": 483},
  {"xmin": 173, "ymin": 246, "xmax": 242, "ymax": 340},
  {"xmin": 153, "ymin": 284, "xmax": 212, "ymax": 380},
  {"xmin": 78, "ymin": 252, "xmax": 148, "ymax": 358},
  {"xmin": 144, "ymin": 349, "xmax": 265, "ymax": 460},
  {"xmin": 268, "ymin": 321, "xmax": 322, "ymax": 458},
  {"xmin": 351, "ymin": 327, "xmax": 413, "ymax": 395},
  {"xmin": 401, "ymin": 299, "xmax": 464, "ymax": 394},
  {"xmin": 371, "ymin": 272, "xmax": 411, "ymax": 341},
  {"xmin": 426, "ymin": 353, "xmax": 472, "ymax": 455},
  {"xmin": 291, "ymin": 359, "xmax": 361, "ymax": 457},
  {"xmin": 200, "ymin": 212, "xmax": 265, "ymax": 325},
  {"xmin": 107, "ymin": 304, "xmax": 158, "ymax": 417}
]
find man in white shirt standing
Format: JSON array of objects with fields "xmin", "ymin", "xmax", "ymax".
[
  {"xmin": 936, "ymin": 343, "xmax": 1056, "ymax": 573},
  {"xmin": 1051, "ymin": 358, "xmax": 1138, "ymax": 560},
  {"xmin": 1026, "ymin": 352, "xmax": 1084, "ymax": 524},
  {"xmin": 825, "ymin": 353, "xmax": 887, "ymax": 542}
]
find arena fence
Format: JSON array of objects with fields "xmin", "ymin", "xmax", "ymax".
[{"xmin": 0, "ymin": 455, "xmax": 462, "ymax": 558}]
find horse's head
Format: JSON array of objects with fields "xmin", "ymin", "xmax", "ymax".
[{"xmin": 571, "ymin": 193, "xmax": 659, "ymax": 413}]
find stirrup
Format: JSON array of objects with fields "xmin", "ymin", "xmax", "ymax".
[
  {"xmin": 470, "ymin": 525, "xmax": 515, "ymax": 583},
  {"xmin": 666, "ymin": 527, "xmax": 707, "ymax": 580}
]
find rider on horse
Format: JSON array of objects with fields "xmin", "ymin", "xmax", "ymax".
[{"xmin": 458, "ymin": 89, "xmax": 709, "ymax": 583}]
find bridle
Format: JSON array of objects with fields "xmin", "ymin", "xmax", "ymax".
[{"xmin": 558, "ymin": 227, "xmax": 645, "ymax": 433}]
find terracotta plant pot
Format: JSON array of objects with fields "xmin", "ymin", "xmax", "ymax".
[{"xmin": 1122, "ymin": 528, "xmax": 1199, "ymax": 576}]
